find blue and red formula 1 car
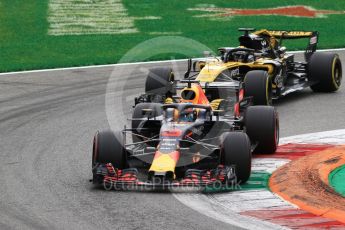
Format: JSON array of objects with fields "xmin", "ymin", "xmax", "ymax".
[{"xmin": 92, "ymin": 79, "xmax": 279, "ymax": 190}]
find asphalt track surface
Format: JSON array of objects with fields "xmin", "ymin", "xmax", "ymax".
[{"xmin": 0, "ymin": 52, "xmax": 345, "ymax": 230}]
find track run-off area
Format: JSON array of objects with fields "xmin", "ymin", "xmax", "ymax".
[{"xmin": 1, "ymin": 51, "xmax": 345, "ymax": 229}]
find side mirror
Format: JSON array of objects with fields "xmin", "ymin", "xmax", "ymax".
[
  {"xmin": 239, "ymin": 98, "xmax": 251, "ymax": 108},
  {"xmin": 193, "ymin": 61, "xmax": 206, "ymax": 71},
  {"xmin": 278, "ymin": 46, "xmax": 286, "ymax": 58},
  {"xmin": 142, "ymin": 109, "xmax": 154, "ymax": 117},
  {"xmin": 203, "ymin": 51, "xmax": 211, "ymax": 57},
  {"xmin": 213, "ymin": 110, "xmax": 225, "ymax": 121},
  {"xmin": 172, "ymin": 95, "xmax": 180, "ymax": 101},
  {"xmin": 213, "ymin": 110, "xmax": 225, "ymax": 116}
]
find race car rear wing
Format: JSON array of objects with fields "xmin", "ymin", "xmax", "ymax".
[
  {"xmin": 266, "ymin": 30, "xmax": 317, "ymax": 39},
  {"xmin": 265, "ymin": 30, "xmax": 319, "ymax": 61}
]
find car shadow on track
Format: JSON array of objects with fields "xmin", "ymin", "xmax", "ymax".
[{"xmin": 272, "ymin": 88, "xmax": 336, "ymax": 107}]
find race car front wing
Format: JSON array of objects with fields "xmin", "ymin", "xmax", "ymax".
[{"xmin": 92, "ymin": 163, "xmax": 237, "ymax": 191}]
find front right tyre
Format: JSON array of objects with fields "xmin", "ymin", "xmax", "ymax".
[
  {"xmin": 92, "ymin": 130, "xmax": 127, "ymax": 169},
  {"xmin": 245, "ymin": 106, "xmax": 279, "ymax": 154},
  {"xmin": 145, "ymin": 67, "xmax": 175, "ymax": 96},
  {"xmin": 221, "ymin": 132, "xmax": 252, "ymax": 184}
]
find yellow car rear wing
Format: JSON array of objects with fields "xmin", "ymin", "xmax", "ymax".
[
  {"xmin": 263, "ymin": 30, "xmax": 317, "ymax": 39},
  {"xmin": 254, "ymin": 29, "xmax": 319, "ymax": 61}
]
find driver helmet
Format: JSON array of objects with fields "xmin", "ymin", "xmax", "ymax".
[
  {"xmin": 179, "ymin": 108, "xmax": 197, "ymax": 122},
  {"xmin": 234, "ymin": 51, "xmax": 246, "ymax": 62},
  {"xmin": 228, "ymin": 48, "xmax": 249, "ymax": 62},
  {"xmin": 163, "ymin": 108, "xmax": 175, "ymax": 121},
  {"xmin": 247, "ymin": 53, "xmax": 254, "ymax": 62}
]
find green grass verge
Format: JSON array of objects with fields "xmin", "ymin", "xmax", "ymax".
[
  {"xmin": 1, "ymin": 0, "xmax": 345, "ymax": 72},
  {"xmin": 329, "ymin": 164, "xmax": 345, "ymax": 197},
  {"xmin": 203, "ymin": 171, "xmax": 270, "ymax": 193}
]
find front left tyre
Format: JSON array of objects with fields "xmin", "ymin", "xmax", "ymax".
[{"xmin": 244, "ymin": 70, "xmax": 272, "ymax": 105}]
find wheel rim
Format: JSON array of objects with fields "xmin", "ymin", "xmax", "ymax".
[
  {"xmin": 169, "ymin": 71, "xmax": 174, "ymax": 82},
  {"xmin": 168, "ymin": 71, "xmax": 175, "ymax": 95},
  {"xmin": 92, "ymin": 134, "xmax": 98, "ymax": 167},
  {"xmin": 274, "ymin": 115, "xmax": 279, "ymax": 146},
  {"xmin": 266, "ymin": 76, "xmax": 273, "ymax": 105},
  {"xmin": 333, "ymin": 62, "xmax": 342, "ymax": 86}
]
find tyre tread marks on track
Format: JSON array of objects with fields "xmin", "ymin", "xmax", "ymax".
[{"xmin": 270, "ymin": 145, "xmax": 345, "ymax": 224}]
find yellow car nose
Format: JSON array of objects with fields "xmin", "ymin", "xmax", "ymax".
[{"xmin": 149, "ymin": 151, "xmax": 180, "ymax": 175}]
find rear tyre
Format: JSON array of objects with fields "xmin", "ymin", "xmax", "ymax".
[
  {"xmin": 132, "ymin": 103, "xmax": 162, "ymax": 143},
  {"xmin": 308, "ymin": 52, "xmax": 342, "ymax": 92},
  {"xmin": 221, "ymin": 132, "xmax": 252, "ymax": 184},
  {"xmin": 145, "ymin": 67, "xmax": 175, "ymax": 96},
  {"xmin": 244, "ymin": 70, "xmax": 272, "ymax": 105},
  {"xmin": 245, "ymin": 106, "xmax": 279, "ymax": 154},
  {"xmin": 92, "ymin": 130, "xmax": 127, "ymax": 169}
]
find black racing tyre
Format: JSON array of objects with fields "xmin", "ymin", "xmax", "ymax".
[
  {"xmin": 221, "ymin": 132, "xmax": 252, "ymax": 184},
  {"xmin": 245, "ymin": 106, "xmax": 279, "ymax": 154},
  {"xmin": 145, "ymin": 67, "xmax": 175, "ymax": 96},
  {"xmin": 132, "ymin": 103, "xmax": 162, "ymax": 143},
  {"xmin": 308, "ymin": 52, "xmax": 342, "ymax": 92},
  {"xmin": 244, "ymin": 70, "xmax": 272, "ymax": 105},
  {"xmin": 92, "ymin": 130, "xmax": 127, "ymax": 169}
]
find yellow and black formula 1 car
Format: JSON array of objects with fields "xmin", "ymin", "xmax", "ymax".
[
  {"xmin": 92, "ymin": 80, "xmax": 279, "ymax": 190},
  {"xmin": 138, "ymin": 28, "xmax": 342, "ymax": 106}
]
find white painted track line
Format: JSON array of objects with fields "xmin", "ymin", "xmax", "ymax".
[
  {"xmin": 174, "ymin": 130, "xmax": 345, "ymax": 230},
  {"xmin": 1, "ymin": 48, "xmax": 345, "ymax": 76}
]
